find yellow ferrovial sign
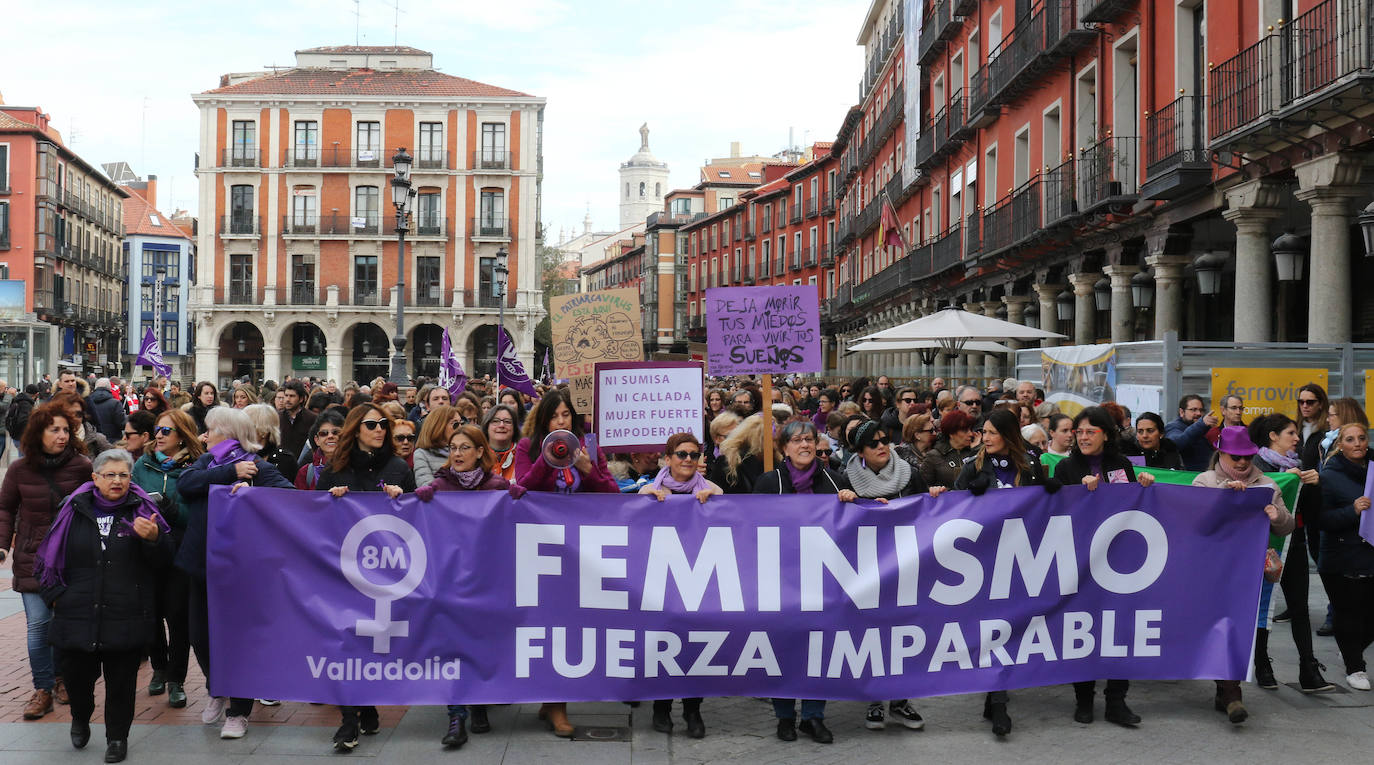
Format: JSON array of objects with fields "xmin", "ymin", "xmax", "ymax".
[{"xmin": 1210, "ymin": 368, "xmax": 1328, "ymax": 420}]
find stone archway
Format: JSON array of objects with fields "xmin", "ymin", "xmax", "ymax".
[
  {"xmin": 347, "ymin": 322, "xmax": 391, "ymax": 385},
  {"xmin": 408, "ymin": 323, "xmax": 444, "ymax": 381},
  {"xmin": 279, "ymin": 321, "xmax": 328, "ymax": 381},
  {"xmin": 215, "ymin": 320, "xmax": 266, "ymax": 388},
  {"xmin": 466, "ymin": 323, "xmax": 499, "ymax": 381}
]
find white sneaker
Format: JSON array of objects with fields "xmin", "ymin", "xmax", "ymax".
[
  {"xmin": 257, "ymin": 699, "xmax": 281, "ymax": 706},
  {"xmin": 1347, "ymin": 671, "xmax": 1371, "ymax": 691},
  {"xmin": 202, "ymin": 696, "xmax": 227, "ymax": 725},
  {"xmin": 220, "ymin": 715, "xmax": 248, "ymax": 739}
]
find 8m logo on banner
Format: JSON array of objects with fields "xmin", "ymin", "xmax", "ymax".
[{"xmin": 341, "ymin": 516, "xmax": 428, "ymax": 653}]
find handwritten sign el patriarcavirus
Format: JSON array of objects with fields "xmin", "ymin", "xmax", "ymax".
[
  {"xmin": 550, "ymin": 288, "xmax": 644, "ymax": 414},
  {"xmin": 705, "ymin": 285, "xmax": 822, "ymax": 376}
]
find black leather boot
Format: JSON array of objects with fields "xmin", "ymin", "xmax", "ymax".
[{"xmin": 1254, "ymin": 629, "xmax": 1277, "ymax": 689}]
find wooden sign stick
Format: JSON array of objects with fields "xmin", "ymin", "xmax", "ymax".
[{"xmin": 762, "ymin": 373, "xmax": 774, "ymax": 472}]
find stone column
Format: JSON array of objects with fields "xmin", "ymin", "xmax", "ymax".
[
  {"xmin": 262, "ymin": 342, "xmax": 283, "ymax": 386},
  {"xmin": 980, "ymin": 301, "xmax": 1002, "ymax": 380},
  {"xmin": 1145, "ymin": 255, "xmax": 1191, "ymax": 338},
  {"xmin": 1102, "ymin": 265, "xmax": 1140, "ymax": 343},
  {"xmin": 1294, "ymin": 153, "xmax": 1365, "ymax": 343},
  {"xmin": 1221, "ymin": 179, "xmax": 1285, "ymax": 343},
  {"xmin": 1069, "ymin": 273, "xmax": 1099, "ymax": 346},
  {"xmin": 326, "ymin": 343, "xmax": 346, "ymax": 385},
  {"xmin": 194, "ymin": 333, "xmax": 218, "ymax": 385},
  {"xmin": 1034, "ymin": 283, "xmax": 1063, "ymax": 347}
]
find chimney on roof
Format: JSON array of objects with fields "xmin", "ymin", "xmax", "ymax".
[
  {"xmin": 730, "ymin": 142, "xmax": 740, "ymax": 158},
  {"xmin": 146, "ymin": 175, "xmax": 158, "ymax": 208}
]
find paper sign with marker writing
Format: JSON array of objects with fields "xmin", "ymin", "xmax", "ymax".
[{"xmin": 705, "ymin": 285, "xmax": 821, "ymax": 375}]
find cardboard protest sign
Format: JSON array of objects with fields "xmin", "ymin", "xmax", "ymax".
[
  {"xmin": 550, "ymin": 288, "xmax": 644, "ymax": 414},
  {"xmin": 705, "ymin": 285, "xmax": 821, "ymax": 375},
  {"xmin": 593, "ymin": 361, "xmax": 704, "ymax": 452}
]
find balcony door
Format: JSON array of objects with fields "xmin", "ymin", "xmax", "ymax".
[
  {"xmin": 481, "ymin": 123, "xmax": 506, "ymax": 167},
  {"xmin": 416, "ymin": 192, "xmax": 441, "ymax": 235},
  {"xmin": 231, "ymin": 121, "xmax": 255, "ymax": 164},
  {"xmin": 229, "ymin": 254, "xmax": 253, "ymax": 303},
  {"xmin": 354, "ymin": 255, "xmax": 379, "ymax": 304},
  {"xmin": 479, "ymin": 190, "xmax": 505, "ymax": 236},
  {"xmin": 356, "ymin": 122, "xmax": 382, "ymax": 165},
  {"xmin": 291, "ymin": 191, "xmax": 316, "ymax": 231},
  {"xmin": 293, "ymin": 120, "xmax": 318, "ymax": 165},
  {"xmin": 291, "ymin": 255, "xmax": 315, "ymax": 304},
  {"xmin": 354, "ymin": 186, "xmax": 380, "ymax": 233},
  {"xmin": 230, "ymin": 185, "xmax": 254, "ymax": 233},
  {"xmin": 418, "ymin": 122, "xmax": 443, "ymax": 167}
]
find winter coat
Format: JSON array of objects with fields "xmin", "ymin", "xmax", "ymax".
[
  {"xmin": 189, "ymin": 402, "xmax": 216, "ymax": 434},
  {"xmin": 278, "ymin": 407, "xmax": 317, "ymax": 465},
  {"xmin": 954, "ymin": 451, "xmax": 1057, "ymax": 494},
  {"xmin": 1191, "ymin": 467, "xmax": 1294, "ymax": 537},
  {"xmin": 40, "ymin": 488, "xmax": 174, "ymax": 652},
  {"xmin": 1165, "ymin": 415, "xmax": 1214, "ymax": 472},
  {"xmin": 317, "ymin": 447, "xmax": 417, "ymax": 495},
  {"xmin": 1315, "ymin": 453, "xmax": 1374, "ymax": 576},
  {"xmin": 921, "ymin": 436, "xmax": 976, "ymax": 489},
  {"xmin": 131, "ymin": 451, "xmax": 196, "ymax": 530},
  {"xmin": 1053, "ymin": 451, "xmax": 1138, "ymax": 486},
  {"xmin": 512, "ymin": 436, "xmax": 619, "ymax": 493},
  {"xmin": 0, "ymin": 448, "xmax": 94, "ymax": 592},
  {"xmin": 708, "ymin": 452, "xmax": 766, "ymax": 494},
  {"xmin": 294, "ymin": 450, "xmax": 329, "ymax": 490},
  {"xmin": 752, "ymin": 461, "xmax": 851, "ymax": 494},
  {"xmin": 88, "ymin": 387, "xmax": 126, "ymax": 443},
  {"xmin": 257, "ymin": 442, "xmax": 299, "ymax": 488},
  {"xmin": 174, "ymin": 451, "xmax": 294, "ymax": 578},
  {"xmin": 80, "ymin": 426, "xmax": 112, "ymax": 459},
  {"xmin": 1122, "ymin": 436, "xmax": 1184, "ymax": 470},
  {"xmin": 5, "ymin": 391, "xmax": 35, "ymax": 440},
  {"xmin": 412, "ymin": 447, "xmax": 448, "ymax": 488}
]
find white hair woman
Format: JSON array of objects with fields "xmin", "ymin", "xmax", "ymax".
[
  {"xmin": 243, "ymin": 403, "xmax": 298, "ymax": 483},
  {"xmin": 174, "ymin": 407, "xmax": 293, "ymax": 740}
]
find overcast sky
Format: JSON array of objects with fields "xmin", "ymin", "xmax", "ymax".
[{"xmin": 1, "ymin": 0, "xmax": 867, "ymax": 238}]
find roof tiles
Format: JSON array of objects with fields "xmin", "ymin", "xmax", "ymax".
[{"xmin": 202, "ymin": 68, "xmax": 533, "ymax": 98}]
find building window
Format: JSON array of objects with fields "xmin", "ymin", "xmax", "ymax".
[
  {"xmin": 354, "ymin": 186, "xmax": 380, "ymax": 233},
  {"xmin": 416, "ymin": 192, "xmax": 441, "ymax": 235},
  {"xmin": 291, "ymin": 191, "xmax": 317, "ymax": 230},
  {"xmin": 162, "ymin": 322, "xmax": 178, "ymax": 355},
  {"xmin": 356, "ymin": 121, "xmax": 382, "ymax": 164},
  {"xmin": 231, "ymin": 121, "xmax": 255, "ymax": 164},
  {"xmin": 480, "ymin": 123, "xmax": 506, "ymax": 167},
  {"xmin": 479, "ymin": 190, "xmax": 505, "ymax": 235},
  {"xmin": 418, "ymin": 122, "xmax": 444, "ymax": 167},
  {"xmin": 655, "ymin": 182, "xmax": 662, "ymax": 198},
  {"xmin": 417, "ymin": 256, "xmax": 441, "ymax": 305},
  {"xmin": 639, "ymin": 182, "xmax": 646, "ymax": 198},
  {"xmin": 293, "ymin": 121, "xmax": 318, "ymax": 164},
  {"xmin": 229, "ymin": 185, "xmax": 254, "ymax": 234},
  {"xmin": 291, "ymin": 255, "xmax": 315, "ymax": 304},
  {"xmin": 479, "ymin": 256, "xmax": 499, "ymax": 307},
  {"xmin": 0, "ymin": 145, "xmax": 8, "ymax": 190},
  {"xmin": 140, "ymin": 284, "xmax": 154, "ymax": 313},
  {"xmin": 0, "ymin": 201, "xmax": 9, "ymax": 250},
  {"xmin": 229, "ymin": 254, "xmax": 253, "ymax": 302},
  {"xmin": 354, "ymin": 255, "xmax": 379, "ymax": 304},
  {"xmin": 164, "ymin": 283, "xmax": 179, "ymax": 314}
]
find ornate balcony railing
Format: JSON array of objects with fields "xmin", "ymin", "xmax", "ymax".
[
  {"xmin": 1043, "ymin": 157, "xmax": 1077, "ymax": 224},
  {"xmin": 1078, "ymin": 136, "xmax": 1140, "ymax": 211}
]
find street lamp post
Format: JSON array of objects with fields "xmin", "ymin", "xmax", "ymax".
[
  {"xmin": 494, "ymin": 246, "xmax": 509, "ymax": 387},
  {"xmin": 389, "ymin": 148, "xmax": 413, "ymax": 385},
  {"xmin": 153, "ymin": 266, "xmax": 166, "ymax": 380}
]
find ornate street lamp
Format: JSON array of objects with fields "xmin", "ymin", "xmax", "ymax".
[
  {"xmin": 1193, "ymin": 251, "xmax": 1227, "ymax": 296},
  {"xmin": 494, "ymin": 246, "xmax": 509, "ymax": 387},
  {"xmin": 1357, "ymin": 200, "xmax": 1374, "ymax": 256},
  {"xmin": 1023, "ymin": 299, "xmax": 1040, "ymax": 329},
  {"xmin": 1093, "ymin": 277, "xmax": 1111, "ymax": 312},
  {"xmin": 1131, "ymin": 269, "xmax": 1155, "ymax": 310},
  {"xmin": 1055, "ymin": 289, "xmax": 1074, "ymax": 322},
  {"xmin": 1271, "ymin": 231, "xmax": 1306, "ymax": 282},
  {"xmin": 388, "ymin": 147, "xmax": 414, "ymax": 384}
]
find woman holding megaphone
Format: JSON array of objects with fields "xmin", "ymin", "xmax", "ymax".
[{"xmin": 510, "ymin": 390, "xmax": 617, "ymax": 737}]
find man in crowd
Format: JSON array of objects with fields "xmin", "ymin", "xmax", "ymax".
[
  {"xmin": 4, "ymin": 384, "xmax": 37, "ymax": 457},
  {"xmin": 278, "ymin": 379, "xmax": 317, "ymax": 459},
  {"xmin": 955, "ymin": 385, "xmax": 984, "ymax": 423},
  {"xmin": 1166, "ymin": 394, "xmax": 1219, "ymax": 471},
  {"xmin": 167, "ymin": 381, "xmax": 192, "ymax": 409},
  {"xmin": 876, "ymin": 375, "xmax": 892, "ymax": 395},
  {"xmin": 88, "ymin": 378, "xmax": 126, "ymax": 443},
  {"xmin": 409, "ymin": 385, "xmax": 451, "ymax": 424},
  {"xmin": 1207, "ymin": 394, "xmax": 1246, "ymax": 446},
  {"xmin": 1016, "ymin": 380, "xmax": 1038, "ymax": 407},
  {"xmin": 881, "ymin": 387, "xmax": 919, "ymax": 444},
  {"xmin": 0, "ymin": 380, "xmax": 11, "ymax": 458},
  {"xmin": 930, "ymin": 377, "xmax": 946, "ymax": 395}
]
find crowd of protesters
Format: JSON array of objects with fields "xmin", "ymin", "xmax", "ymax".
[{"xmin": 0, "ymin": 369, "xmax": 1370, "ymax": 759}]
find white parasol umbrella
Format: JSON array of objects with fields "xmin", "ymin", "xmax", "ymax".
[
  {"xmin": 856, "ymin": 306, "xmax": 1064, "ymax": 355},
  {"xmin": 846, "ymin": 339, "xmax": 1013, "ymax": 355}
]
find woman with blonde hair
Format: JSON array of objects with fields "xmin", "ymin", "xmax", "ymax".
[
  {"xmin": 243, "ymin": 403, "xmax": 296, "ymax": 482},
  {"xmin": 413, "ymin": 405, "xmax": 460, "ymax": 486},
  {"xmin": 230, "ymin": 387, "xmax": 258, "ymax": 409},
  {"xmin": 708, "ymin": 412, "xmax": 770, "ymax": 493}
]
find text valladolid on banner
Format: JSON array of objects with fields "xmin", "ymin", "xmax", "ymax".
[
  {"xmin": 1210, "ymin": 368, "xmax": 1327, "ymax": 420},
  {"xmin": 549, "ymin": 288, "xmax": 643, "ymax": 414},
  {"xmin": 207, "ymin": 484, "xmax": 1271, "ymax": 706}
]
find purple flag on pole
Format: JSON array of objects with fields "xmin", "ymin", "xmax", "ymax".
[
  {"xmin": 541, "ymin": 346, "xmax": 552, "ymax": 384},
  {"xmin": 136, "ymin": 327, "xmax": 172, "ymax": 378},
  {"xmin": 438, "ymin": 328, "xmax": 467, "ymax": 398},
  {"xmin": 497, "ymin": 327, "xmax": 538, "ymax": 397}
]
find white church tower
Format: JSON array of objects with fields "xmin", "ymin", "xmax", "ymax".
[{"xmin": 619, "ymin": 123, "xmax": 670, "ymax": 229}]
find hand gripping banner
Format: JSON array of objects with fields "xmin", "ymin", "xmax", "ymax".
[{"xmin": 206, "ymin": 484, "xmax": 1272, "ymax": 706}]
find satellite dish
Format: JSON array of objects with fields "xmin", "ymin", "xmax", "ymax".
[{"xmin": 541, "ymin": 429, "xmax": 581, "ymax": 469}]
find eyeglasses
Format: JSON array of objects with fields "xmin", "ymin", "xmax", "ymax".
[
  {"xmin": 789, "ymin": 435, "xmax": 817, "ymax": 445},
  {"xmin": 1074, "ymin": 428, "xmax": 1104, "ymax": 437},
  {"xmin": 453, "ymin": 443, "xmax": 477, "ymax": 453},
  {"xmin": 394, "ymin": 434, "xmax": 418, "ymax": 443},
  {"xmin": 920, "ymin": 427, "xmax": 937, "ymax": 434},
  {"xmin": 490, "ymin": 418, "xmax": 515, "ymax": 426},
  {"xmin": 672, "ymin": 450, "xmax": 702, "ymax": 461},
  {"xmin": 316, "ymin": 428, "xmax": 341, "ymax": 438},
  {"xmin": 360, "ymin": 419, "xmax": 389, "ymax": 431},
  {"xmin": 900, "ymin": 397, "xmax": 917, "ymax": 404},
  {"xmin": 96, "ymin": 472, "xmax": 131, "ymax": 481},
  {"xmin": 154, "ymin": 426, "xmax": 175, "ymax": 436},
  {"xmin": 960, "ymin": 399, "xmax": 982, "ymax": 406}
]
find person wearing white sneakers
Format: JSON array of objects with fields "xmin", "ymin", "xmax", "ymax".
[{"xmin": 1316, "ymin": 422, "xmax": 1374, "ymax": 692}]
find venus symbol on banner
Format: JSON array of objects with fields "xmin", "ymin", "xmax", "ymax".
[{"xmin": 339, "ymin": 515, "xmax": 429, "ymax": 653}]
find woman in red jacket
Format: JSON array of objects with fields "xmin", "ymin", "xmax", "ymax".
[
  {"xmin": 0, "ymin": 403, "xmax": 93, "ymax": 720},
  {"xmin": 511, "ymin": 390, "xmax": 617, "ymax": 494}
]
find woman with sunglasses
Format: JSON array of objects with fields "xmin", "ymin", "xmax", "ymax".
[
  {"xmin": 316, "ymin": 404, "xmax": 415, "ymax": 752},
  {"xmin": 954, "ymin": 407, "xmax": 1062, "ymax": 739},
  {"xmin": 140, "ymin": 386, "xmax": 171, "ymax": 420},
  {"xmin": 857, "ymin": 386, "xmax": 886, "ymax": 422},
  {"xmin": 1295, "ymin": 384, "xmax": 1337, "ymax": 635},
  {"xmin": 482, "ymin": 404, "xmax": 521, "ymax": 481},
  {"xmin": 1192, "ymin": 426, "xmax": 1294, "ymax": 725},
  {"xmin": 414, "ymin": 405, "xmax": 460, "ymax": 487},
  {"xmin": 391, "ymin": 419, "xmax": 418, "ymax": 467},
  {"xmin": 1317, "ymin": 422, "xmax": 1374, "ymax": 693},
  {"xmin": 895, "ymin": 413, "xmax": 937, "ymax": 468},
  {"xmin": 1050, "ymin": 407, "xmax": 1154, "ymax": 727},
  {"xmin": 294, "ymin": 410, "xmax": 345, "ymax": 490},
  {"xmin": 1248, "ymin": 413, "xmax": 1334, "ymax": 693},
  {"xmin": 415, "ymin": 424, "xmax": 514, "ymax": 748},
  {"xmin": 639, "ymin": 432, "xmax": 720, "ymax": 739},
  {"xmin": 131, "ymin": 409, "xmax": 203, "ymax": 710}
]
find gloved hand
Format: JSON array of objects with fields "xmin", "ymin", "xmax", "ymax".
[
  {"xmin": 415, "ymin": 485, "xmax": 436, "ymax": 502},
  {"xmin": 508, "ymin": 483, "xmax": 528, "ymax": 499},
  {"xmin": 968, "ymin": 474, "xmax": 991, "ymax": 496},
  {"xmin": 1042, "ymin": 476, "xmax": 1063, "ymax": 494}
]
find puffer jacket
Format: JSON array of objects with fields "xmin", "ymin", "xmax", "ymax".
[
  {"xmin": 41, "ymin": 488, "xmax": 174, "ymax": 652},
  {"xmin": 412, "ymin": 447, "xmax": 448, "ymax": 488},
  {"xmin": 921, "ymin": 436, "xmax": 976, "ymax": 489},
  {"xmin": 88, "ymin": 387, "xmax": 126, "ymax": 443},
  {"xmin": 1315, "ymin": 453, "xmax": 1374, "ymax": 576},
  {"xmin": 317, "ymin": 446, "xmax": 417, "ymax": 495},
  {"xmin": 0, "ymin": 448, "xmax": 94, "ymax": 592},
  {"xmin": 131, "ymin": 450, "xmax": 196, "ymax": 531},
  {"xmin": 1191, "ymin": 467, "xmax": 1295, "ymax": 536}
]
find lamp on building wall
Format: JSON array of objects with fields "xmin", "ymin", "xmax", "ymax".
[
  {"xmin": 1131, "ymin": 269, "xmax": 1155, "ymax": 310},
  {"xmin": 424, "ymin": 339, "xmax": 433, "ymax": 356},
  {"xmin": 1271, "ymin": 231, "xmax": 1306, "ymax": 282},
  {"xmin": 1023, "ymin": 300, "xmax": 1040, "ymax": 329},
  {"xmin": 1357, "ymin": 200, "xmax": 1374, "ymax": 256},
  {"xmin": 362, "ymin": 338, "xmax": 371, "ymax": 355},
  {"xmin": 300, "ymin": 338, "xmax": 308, "ymax": 353},
  {"xmin": 1093, "ymin": 277, "xmax": 1111, "ymax": 312},
  {"xmin": 388, "ymin": 147, "xmax": 414, "ymax": 385},
  {"xmin": 1193, "ymin": 251, "xmax": 1227, "ymax": 296},
  {"xmin": 1055, "ymin": 289, "xmax": 1074, "ymax": 322}
]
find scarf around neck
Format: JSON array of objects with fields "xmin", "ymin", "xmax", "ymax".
[
  {"xmin": 437, "ymin": 466, "xmax": 487, "ymax": 489},
  {"xmin": 1217, "ymin": 457, "xmax": 1261, "ymax": 484},
  {"xmin": 35, "ymin": 481, "xmax": 171, "ymax": 587},
  {"xmin": 208, "ymin": 439, "xmax": 254, "ymax": 468},
  {"xmin": 785, "ymin": 458, "xmax": 819, "ymax": 494},
  {"xmin": 846, "ymin": 453, "xmax": 911, "ymax": 499},
  {"xmin": 651, "ymin": 465, "xmax": 709, "ymax": 495},
  {"xmin": 1258, "ymin": 446, "xmax": 1300, "ymax": 470}
]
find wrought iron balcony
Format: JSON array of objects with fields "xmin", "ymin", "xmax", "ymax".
[
  {"xmin": 983, "ymin": 194, "xmax": 1013, "ymax": 255},
  {"xmin": 216, "ymin": 286, "xmax": 260, "ymax": 305},
  {"xmin": 805, "ymin": 198, "xmax": 818, "ymax": 218},
  {"xmin": 470, "ymin": 217, "xmax": 511, "ymax": 239},
  {"xmin": 473, "ymin": 151, "xmax": 511, "ymax": 171},
  {"xmin": 913, "ymin": 117, "xmax": 937, "ymax": 170},
  {"xmin": 290, "ymin": 286, "xmax": 317, "ymax": 305},
  {"xmin": 761, "ymin": 215, "xmax": 773, "ymax": 233},
  {"xmin": 352, "ymin": 289, "xmax": 386, "ymax": 307},
  {"xmin": 742, "ymin": 221, "xmax": 756, "ymax": 240},
  {"xmin": 1010, "ymin": 176, "xmax": 1043, "ymax": 247},
  {"xmin": 1079, "ymin": 0, "xmax": 1132, "ymax": 23},
  {"xmin": 820, "ymin": 242, "xmax": 836, "ymax": 267},
  {"xmin": 1077, "ymin": 136, "xmax": 1140, "ymax": 212},
  {"xmin": 918, "ymin": 1, "xmax": 962, "ymax": 66},
  {"xmin": 789, "ymin": 206, "xmax": 803, "ymax": 225},
  {"xmin": 221, "ymin": 149, "xmax": 262, "ymax": 168},
  {"xmin": 1043, "ymin": 157, "xmax": 1077, "ymax": 225},
  {"xmin": 909, "ymin": 241, "xmax": 934, "ymax": 283},
  {"xmin": 220, "ymin": 215, "xmax": 262, "ymax": 236},
  {"xmin": 1142, "ymin": 95, "xmax": 1211, "ymax": 200},
  {"xmin": 931, "ymin": 221, "xmax": 963, "ymax": 275},
  {"xmin": 821, "ymin": 190, "xmax": 836, "ymax": 215},
  {"xmin": 967, "ymin": 67, "xmax": 996, "ymax": 127},
  {"xmin": 964, "ymin": 211, "xmax": 981, "ymax": 259}
]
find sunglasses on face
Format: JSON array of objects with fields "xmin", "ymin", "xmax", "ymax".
[
  {"xmin": 816, "ymin": 448, "xmax": 833, "ymax": 457},
  {"xmin": 154, "ymin": 426, "xmax": 175, "ymax": 436},
  {"xmin": 960, "ymin": 399, "xmax": 981, "ymax": 406},
  {"xmin": 1298, "ymin": 398, "xmax": 1319, "ymax": 406},
  {"xmin": 360, "ymin": 419, "xmax": 389, "ymax": 431},
  {"xmin": 317, "ymin": 429, "xmax": 341, "ymax": 438},
  {"xmin": 1226, "ymin": 453, "xmax": 1253, "ymax": 461},
  {"xmin": 672, "ymin": 450, "xmax": 702, "ymax": 461},
  {"xmin": 900, "ymin": 398, "xmax": 916, "ymax": 404},
  {"xmin": 123, "ymin": 430, "xmax": 140, "ymax": 439},
  {"xmin": 394, "ymin": 434, "xmax": 418, "ymax": 443},
  {"xmin": 869, "ymin": 434, "xmax": 893, "ymax": 446}
]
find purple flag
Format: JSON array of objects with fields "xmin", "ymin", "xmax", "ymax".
[
  {"xmin": 497, "ymin": 327, "xmax": 538, "ymax": 397},
  {"xmin": 1361, "ymin": 463, "xmax": 1374, "ymax": 545},
  {"xmin": 541, "ymin": 346, "xmax": 552, "ymax": 384},
  {"xmin": 208, "ymin": 483, "xmax": 1271, "ymax": 706},
  {"xmin": 438, "ymin": 328, "xmax": 467, "ymax": 398},
  {"xmin": 136, "ymin": 327, "xmax": 172, "ymax": 378}
]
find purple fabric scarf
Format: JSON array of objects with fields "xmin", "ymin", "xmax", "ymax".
[
  {"xmin": 1258, "ymin": 446, "xmax": 1300, "ymax": 470},
  {"xmin": 785, "ymin": 458, "xmax": 818, "ymax": 494},
  {"xmin": 651, "ymin": 465, "xmax": 709, "ymax": 495},
  {"xmin": 208, "ymin": 439, "xmax": 254, "ymax": 468},
  {"xmin": 438, "ymin": 466, "xmax": 487, "ymax": 490},
  {"xmin": 36, "ymin": 481, "xmax": 171, "ymax": 587}
]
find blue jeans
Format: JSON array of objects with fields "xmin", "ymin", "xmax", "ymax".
[
  {"xmin": 772, "ymin": 698, "xmax": 825, "ymax": 720},
  {"xmin": 445, "ymin": 705, "xmax": 469, "ymax": 718},
  {"xmin": 21, "ymin": 593, "xmax": 56, "ymax": 690}
]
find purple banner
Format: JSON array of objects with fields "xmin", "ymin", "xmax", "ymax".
[
  {"xmin": 1362, "ymin": 463, "xmax": 1374, "ymax": 545},
  {"xmin": 705, "ymin": 285, "xmax": 821, "ymax": 375},
  {"xmin": 207, "ymin": 484, "xmax": 1270, "ymax": 706}
]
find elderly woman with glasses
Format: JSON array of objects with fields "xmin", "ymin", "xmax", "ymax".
[
  {"xmin": 176, "ymin": 407, "xmax": 294, "ymax": 741},
  {"xmin": 37, "ymin": 448, "xmax": 172, "ymax": 763},
  {"xmin": 754, "ymin": 419, "xmax": 854, "ymax": 745},
  {"xmin": 1192, "ymin": 426, "xmax": 1294, "ymax": 726}
]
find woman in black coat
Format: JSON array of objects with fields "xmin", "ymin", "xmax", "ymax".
[
  {"xmin": 954, "ymin": 408, "xmax": 1061, "ymax": 738},
  {"xmin": 1316, "ymin": 423, "xmax": 1374, "ymax": 692},
  {"xmin": 1126, "ymin": 413, "xmax": 1184, "ymax": 470},
  {"xmin": 754, "ymin": 420, "xmax": 853, "ymax": 745},
  {"xmin": 317, "ymin": 403, "xmax": 416, "ymax": 752},
  {"xmin": 38, "ymin": 448, "xmax": 173, "ymax": 763},
  {"xmin": 1052, "ymin": 407, "xmax": 1154, "ymax": 726}
]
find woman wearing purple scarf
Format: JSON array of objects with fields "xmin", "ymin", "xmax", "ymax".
[
  {"xmin": 754, "ymin": 420, "xmax": 855, "ymax": 745},
  {"xmin": 36, "ymin": 448, "xmax": 172, "ymax": 763},
  {"xmin": 638, "ymin": 433, "xmax": 721, "ymax": 739}
]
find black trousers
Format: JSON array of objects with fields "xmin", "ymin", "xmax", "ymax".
[
  {"xmin": 1327, "ymin": 574, "xmax": 1374, "ymax": 674},
  {"xmin": 1276, "ymin": 526, "xmax": 1316, "ymax": 661},
  {"xmin": 62, "ymin": 648, "xmax": 141, "ymax": 741},
  {"xmin": 1073, "ymin": 679, "xmax": 1129, "ymax": 700},
  {"xmin": 188, "ymin": 575, "xmax": 253, "ymax": 717},
  {"xmin": 149, "ymin": 566, "xmax": 192, "ymax": 683}
]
